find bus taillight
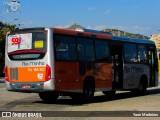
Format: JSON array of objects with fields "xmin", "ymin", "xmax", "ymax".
[
  {"xmin": 5, "ymin": 66, "xmax": 9, "ymax": 82},
  {"xmin": 45, "ymin": 64, "xmax": 51, "ymax": 81}
]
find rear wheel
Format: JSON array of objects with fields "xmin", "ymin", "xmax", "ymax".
[
  {"xmin": 137, "ymin": 81, "xmax": 147, "ymax": 95},
  {"xmin": 82, "ymin": 80, "xmax": 95, "ymax": 101},
  {"xmin": 131, "ymin": 78, "xmax": 147, "ymax": 95},
  {"xmin": 39, "ymin": 91, "xmax": 59, "ymax": 103}
]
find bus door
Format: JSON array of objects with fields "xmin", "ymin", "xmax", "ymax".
[
  {"xmin": 148, "ymin": 46, "xmax": 157, "ymax": 86},
  {"xmin": 110, "ymin": 44, "xmax": 123, "ymax": 89}
]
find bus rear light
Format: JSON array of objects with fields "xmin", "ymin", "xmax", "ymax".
[
  {"xmin": 45, "ymin": 64, "xmax": 51, "ymax": 81},
  {"xmin": 5, "ymin": 66, "xmax": 9, "ymax": 82},
  {"xmin": 9, "ymin": 49, "xmax": 46, "ymax": 55}
]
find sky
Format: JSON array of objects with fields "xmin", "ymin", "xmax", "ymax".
[{"xmin": 0, "ymin": 0, "xmax": 160, "ymax": 36}]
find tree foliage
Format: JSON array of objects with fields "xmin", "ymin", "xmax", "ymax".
[
  {"xmin": 0, "ymin": 21, "xmax": 16, "ymax": 51},
  {"xmin": 0, "ymin": 21, "xmax": 16, "ymax": 76}
]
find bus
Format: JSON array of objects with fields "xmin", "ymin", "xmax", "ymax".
[{"xmin": 5, "ymin": 27, "xmax": 158, "ymax": 103}]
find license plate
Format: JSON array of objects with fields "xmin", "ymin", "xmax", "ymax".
[{"xmin": 22, "ymin": 84, "xmax": 30, "ymax": 89}]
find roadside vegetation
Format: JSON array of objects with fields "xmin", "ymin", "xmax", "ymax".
[{"xmin": 0, "ymin": 21, "xmax": 16, "ymax": 76}]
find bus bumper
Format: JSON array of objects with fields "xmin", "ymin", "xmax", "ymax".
[{"xmin": 5, "ymin": 78, "xmax": 55, "ymax": 93}]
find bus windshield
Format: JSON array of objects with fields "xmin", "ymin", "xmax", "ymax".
[{"xmin": 7, "ymin": 31, "xmax": 47, "ymax": 60}]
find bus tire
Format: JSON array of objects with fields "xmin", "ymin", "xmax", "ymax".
[
  {"xmin": 137, "ymin": 80, "xmax": 147, "ymax": 95},
  {"xmin": 39, "ymin": 91, "xmax": 59, "ymax": 103},
  {"xmin": 83, "ymin": 78, "xmax": 95, "ymax": 101},
  {"xmin": 132, "ymin": 76, "xmax": 148, "ymax": 95},
  {"xmin": 131, "ymin": 76, "xmax": 148, "ymax": 95}
]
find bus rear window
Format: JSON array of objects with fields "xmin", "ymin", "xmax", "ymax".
[
  {"xmin": 9, "ymin": 53, "xmax": 45, "ymax": 60},
  {"xmin": 7, "ymin": 32, "xmax": 47, "ymax": 60}
]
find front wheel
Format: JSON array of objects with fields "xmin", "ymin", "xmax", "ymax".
[
  {"xmin": 39, "ymin": 91, "xmax": 59, "ymax": 103},
  {"xmin": 131, "ymin": 82, "xmax": 147, "ymax": 95},
  {"xmin": 137, "ymin": 82, "xmax": 147, "ymax": 95},
  {"xmin": 83, "ymin": 81, "xmax": 95, "ymax": 101}
]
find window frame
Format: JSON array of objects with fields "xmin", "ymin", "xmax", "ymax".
[
  {"xmin": 95, "ymin": 39, "xmax": 110, "ymax": 62},
  {"xmin": 77, "ymin": 37, "xmax": 95, "ymax": 62},
  {"xmin": 137, "ymin": 44, "xmax": 148, "ymax": 63},
  {"xmin": 124, "ymin": 42, "xmax": 138, "ymax": 63},
  {"xmin": 54, "ymin": 34, "xmax": 78, "ymax": 62}
]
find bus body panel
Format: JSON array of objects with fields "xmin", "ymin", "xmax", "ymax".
[
  {"xmin": 55, "ymin": 62, "xmax": 82, "ymax": 91},
  {"xmin": 94, "ymin": 63, "xmax": 112, "ymax": 90},
  {"xmin": 123, "ymin": 64, "xmax": 150, "ymax": 89},
  {"xmin": 54, "ymin": 62, "xmax": 113, "ymax": 92},
  {"xmin": 155, "ymin": 71, "xmax": 158, "ymax": 86}
]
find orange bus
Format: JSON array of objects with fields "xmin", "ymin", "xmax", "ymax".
[{"xmin": 5, "ymin": 27, "xmax": 158, "ymax": 102}]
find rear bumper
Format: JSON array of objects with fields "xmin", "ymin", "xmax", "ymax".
[{"xmin": 5, "ymin": 78, "xmax": 55, "ymax": 93}]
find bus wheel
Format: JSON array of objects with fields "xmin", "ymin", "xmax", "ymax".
[
  {"xmin": 137, "ymin": 81, "xmax": 147, "ymax": 95},
  {"xmin": 102, "ymin": 90, "xmax": 116, "ymax": 97},
  {"xmin": 39, "ymin": 92, "xmax": 59, "ymax": 103},
  {"xmin": 83, "ymin": 80, "xmax": 95, "ymax": 101},
  {"xmin": 131, "ymin": 77, "xmax": 147, "ymax": 95}
]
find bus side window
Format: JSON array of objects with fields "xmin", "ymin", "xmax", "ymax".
[
  {"xmin": 124, "ymin": 43, "xmax": 137, "ymax": 63},
  {"xmin": 56, "ymin": 43, "xmax": 69, "ymax": 60},
  {"xmin": 77, "ymin": 38, "xmax": 95, "ymax": 61},
  {"xmin": 95, "ymin": 40, "xmax": 109, "ymax": 61},
  {"xmin": 137, "ymin": 45, "xmax": 147, "ymax": 63},
  {"xmin": 55, "ymin": 35, "xmax": 77, "ymax": 61}
]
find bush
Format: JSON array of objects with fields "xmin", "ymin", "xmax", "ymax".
[{"xmin": 0, "ymin": 21, "xmax": 16, "ymax": 76}]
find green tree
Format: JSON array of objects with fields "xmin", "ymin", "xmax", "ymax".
[{"xmin": 0, "ymin": 21, "xmax": 16, "ymax": 76}]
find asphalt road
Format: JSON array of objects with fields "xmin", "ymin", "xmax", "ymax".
[{"xmin": 0, "ymin": 81, "xmax": 160, "ymax": 120}]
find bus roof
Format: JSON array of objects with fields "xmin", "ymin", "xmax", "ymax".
[
  {"xmin": 52, "ymin": 27, "xmax": 112, "ymax": 40},
  {"xmin": 53, "ymin": 27, "xmax": 155, "ymax": 45},
  {"xmin": 10, "ymin": 27, "xmax": 155, "ymax": 45},
  {"xmin": 67, "ymin": 27, "xmax": 112, "ymax": 35},
  {"xmin": 112, "ymin": 36, "xmax": 155, "ymax": 45}
]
